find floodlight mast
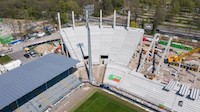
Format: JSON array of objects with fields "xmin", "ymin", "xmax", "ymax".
[{"xmin": 86, "ymin": 10, "xmax": 93, "ymax": 83}]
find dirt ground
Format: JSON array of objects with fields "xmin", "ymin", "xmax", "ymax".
[
  {"xmin": 34, "ymin": 44, "xmax": 54, "ymax": 54},
  {"xmin": 138, "ymin": 41, "xmax": 200, "ymax": 89},
  {"xmin": 73, "ymin": 64, "xmax": 106, "ymax": 85}
]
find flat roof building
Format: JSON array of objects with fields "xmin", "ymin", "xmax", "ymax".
[{"xmin": 0, "ymin": 53, "xmax": 81, "ymax": 112}]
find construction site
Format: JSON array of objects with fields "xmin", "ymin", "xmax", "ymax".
[
  {"xmin": 138, "ymin": 34, "xmax": 200, "ymax": 85},
  {"xmin": 0, "ymin": 9, "xmax": 199, "ymax": 112},
  {"xmin": 30, "ymin": 8, "xmax": 197, "ymax": 112}
]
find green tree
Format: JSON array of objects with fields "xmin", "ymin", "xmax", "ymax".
[
  {"xmin": 126, "ymin": 0, "xmax": 140, "ymax": 22},
  {"xmin": 171, "ymin": 0, "xmax": 180, "ymax": 15},
  {"xmin": 67, "ymin": 0, "xmax": 81, "ymax": 15},
  {"xmin": 112, "ymin": 0, "xmax": 124, "ymax": 10},
  {"xmin": 130, "ymin": 21, "xmax": 139, "ymax": 28},
  {"xmin": 101, "ymin": 0, "xmax": 114, "ymax": 15},
  {"xmin": 153, "ymin": 2, "xmax": 165, "ymax": 32},
  {"xmin": 17, "ymin": 21, "xmax": 22, "ymax": 34}
]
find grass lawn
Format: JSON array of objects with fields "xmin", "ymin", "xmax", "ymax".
[
  {"xmin": 0, "ymin": 55, "xmax": 12, "ymax": 64},
  {"xmin": 74, "ymin": 90, "xmax": 146, "ymax": 112}
]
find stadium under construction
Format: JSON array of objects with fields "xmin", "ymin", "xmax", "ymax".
[{"xmin": 0, "ymin": 10, "xmax": 200, "ymax": 112}]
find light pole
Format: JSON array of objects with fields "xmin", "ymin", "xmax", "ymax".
[{"xmin": 86, "ymin": 10, "xmax": 94, "ymax": 83}]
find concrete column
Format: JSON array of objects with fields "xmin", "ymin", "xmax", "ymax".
[
  {"xmin": 177, "ymin": 59, "xmax": 182, "ymax": 73},
  {"xmin": 194, "ymin": 76, "xmax": 197, "ymax": 84},
  {"xmin": 139, "ymin": 36, "xmax": 143, "ymax": 58},
  {"xmin": 195, "ymin": 63, "xmax": 200, "ymax": 84},
  {"xmin": 72, "ymin": 11, "xmax": 75, "ymax": 29},
  {"xmin": 127, "ymin": 11, "xmax": 130, "ymax": 29},
  {"xmin": 113, "ymin": 10, "xmax": 116, "ymax": 28},
  {"xmin": 100, "ymin": 10, "xmax": 102, "ymax": 28},
  {"xmin": 57, "ymin": 12, "xmax": 66, "ymax": 55},
  {"xmin": 152, "ymin": 41, "xmax": 155, "ymax": 59},
  {"xmin": 137, "ymin": 34, "xmax": 158, "ymax": 72},
  {"xmin": 166, "ymin": 36, "xmax": 172, "ymax": 57},
  {"xmin": 57, "ymin": 12, "xmax": 62, "ymax": 32}
]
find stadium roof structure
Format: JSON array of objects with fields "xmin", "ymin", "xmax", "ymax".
[
  {"xmin": 0, "ymin": 53, "xmax": 79, "ymax": 110},
  {"xmin": 61, "ymin": 26, "xmax": 144, "ymax": 66}
]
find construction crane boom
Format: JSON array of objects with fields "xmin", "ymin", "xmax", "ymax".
[{"xmin": 168, "ymin": 48, "xmax": 200, "ymax": 63}]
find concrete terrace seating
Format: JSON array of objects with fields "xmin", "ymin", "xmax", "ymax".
[
  {"xmin": 190, "ymin": 88, "xmax": 200, "ymax": 100},
  {"xmin": 15, "ymin": 74, "xmax": 81, "ymax": 112},
  {"xmin": 179, "ymin": 84, "xmax": 190, "ymax": 97},
  {"xmin": 61, "ymin": 26, "xmax": 144, "ymax": 66},
  {"xmin": 164, "ymin": 81, "xmax": 178, "ymax": 91},
  {"xmin": 104, "ymin": 66, "xmax": 200, "ymax": 112}
]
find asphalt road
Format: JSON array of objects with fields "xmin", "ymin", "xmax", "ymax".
[
  {"xmin": 9, "ymin": 50, "xmax": 40, "ymax": 64},
  {"xmin": 157, "ymin": 25, "xmax": 200, "ymax": 40},
  {"xmin": 9, "ymin": 32, "xmax": 60, "ymax": 54},
  {"xmin": 6, "ymin": 33, "xmax": 60, "ymax": 64},
  {"xmin": 87, "ymin": 16, "xmax": 200, "ymax": 40}
]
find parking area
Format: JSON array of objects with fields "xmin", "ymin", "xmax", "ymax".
[{"xmin": 9, "ymin": 50, "xmax": 40, "ymax": 65}]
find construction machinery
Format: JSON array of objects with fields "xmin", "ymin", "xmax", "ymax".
[
  {"xmin": 144, "ymin": 72, "xmax": 155, "ymax": 80},
  {"xmin": 165, "ymin": 48, "xmax": 200, "ymax": 72},
  {"xmin": 166, "ymin": 48, "xmax": 200, "ymax": 63},
  {"xmin": 54, "ymin": 45, "xmax": 62, "ymax": 53}
]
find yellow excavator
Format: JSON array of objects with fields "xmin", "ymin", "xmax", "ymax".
[{"xmin": 166, "ymin": 48, "xmax": 200, "ymax": 63}]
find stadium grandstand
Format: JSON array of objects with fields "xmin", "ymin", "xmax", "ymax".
[
  {"xmin": 0, "ymin": 53, "xmax": 82, "ymax": 112},
  {"xmin": 58, "ymin": 10, "xmax": 200, "ymax": 112},
  {"xmin": 103, "ymin": 63, "xmax": 200, "ymax": 112},
  {"xmin": 61, "ymin": 26, "xmax": 143, "ymax": 66}
]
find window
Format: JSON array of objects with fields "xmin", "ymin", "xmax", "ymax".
[
  {"xmin": 1, "ymin": 102, "xmax": 18, "ymax": 112},
  {"xmin": 17, "ymin": 96, "xmax": 28, "ymax": 107},
  {"xmin": 101, "ymin": 55, "xmax": 108, "ymax": 59},
  {"xmin": 84, "ymin": 56, "xmax": 88, "ymax": 59}
]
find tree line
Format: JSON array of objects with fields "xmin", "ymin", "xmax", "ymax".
[
  {"xmin": 0, "ymin": 0, "xmax": 124, "ymax": 23},
  {"xmin": 0, "ymin": 0, "xmax": 199, "ymax": 34}
]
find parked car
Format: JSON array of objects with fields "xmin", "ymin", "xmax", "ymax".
[
  {"xmin": 37, "ymin": 32, "xmax": 45, "ymax": 38},
  {"xmin": 30, "ymin": 51, "xmax": 36, "ymax": 57},
  {"xmin": 45, "ymin": 31, "xmax": 52, "ymax": 36},
  {"xmin": 44, "ymin": 26, "xmax": 55, "ymax": 33},
  {"xmin": 24, "ymin": 54, "xmax": 30, "ymax": 58},
  {"xmin": 28, "ymin": 31, "xmax": 38, "ymax": 38}
]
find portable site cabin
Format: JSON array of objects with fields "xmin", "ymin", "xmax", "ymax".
[{"xmin": 0, "ymin": 35, "xmax": 14, "ymax": 44}]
